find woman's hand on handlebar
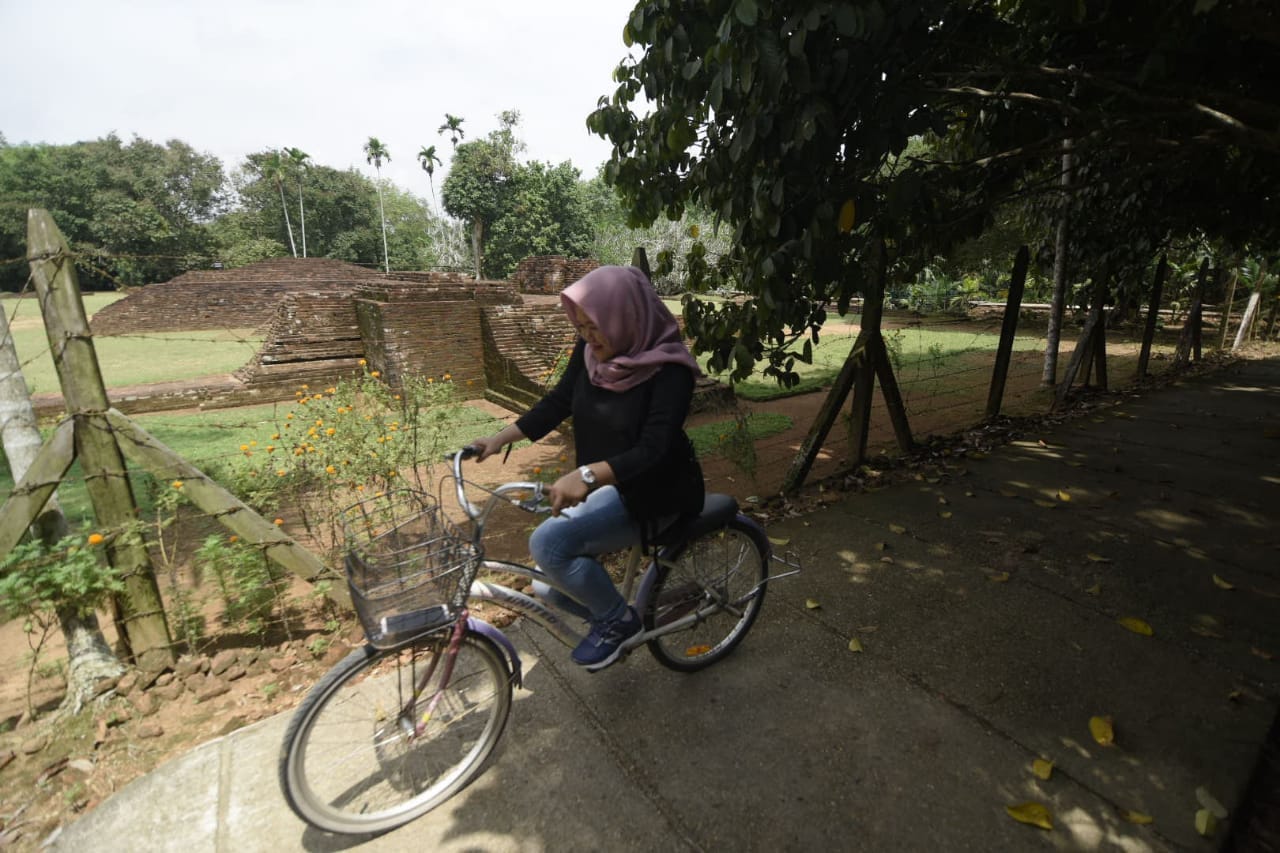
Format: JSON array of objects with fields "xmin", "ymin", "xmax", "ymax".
[
  {"xmin": 467, "ymin": 435, "xmax": 506, "ymax": 462},
  {"xmin": 547, "ymin": 470, "xmax": 590, "ymax": 516}
]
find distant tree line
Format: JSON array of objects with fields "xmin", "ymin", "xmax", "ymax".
[{"xmin": 0, "ymin": 112, "xmax": 721, "ymax": 293}]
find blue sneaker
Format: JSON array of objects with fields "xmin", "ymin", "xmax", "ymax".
[{"xmin": 572, "ymin": 606, "xmax": 642, "ymax": 671}]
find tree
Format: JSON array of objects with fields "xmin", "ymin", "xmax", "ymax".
[
  {"xmin": 0, "ymin": 134, "xmax": 227, "ymax": 291},
  {"xmin": 484, "ymin": 161, "xmax": 594, "ymax": 278},
  {"xmin": 440, "ymin": 112, "xmax": 527, "ymax": 279},
  {"xmin": 284, "ymin": 147, "xmax": 311, "ymax": 258},
  {"xmin": 258, "ymin": 150, "xmax": 297, "ymax": 258},
  {"xmin": 417, "ymin": 144, "xmax": 442, "ymax": 209},
  {"xmin": 438, "ymin": 113, "xmax": 466, "ymax": 148},
  {"xmin": 363, "ymin": 137, "xmax": 392, "ymax": 273}
]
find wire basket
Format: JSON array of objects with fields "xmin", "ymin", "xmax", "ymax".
[{"xmin": 341, "ymin": 489, "xmax": 478, "ymax": 647}]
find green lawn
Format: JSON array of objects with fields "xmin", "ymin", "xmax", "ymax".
[{"xmin": 3, "ymin": 293, "xmax": 261, "ymax": 395}]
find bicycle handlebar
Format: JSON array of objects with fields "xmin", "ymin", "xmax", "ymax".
[{"xmin": 450, "ymin": 447, "xmax": 550, "ymax": 522}]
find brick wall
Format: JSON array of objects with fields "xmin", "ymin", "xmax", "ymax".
[{"xmin": 510, "ymin": 256, "xmax": 599, "ymax": 294}]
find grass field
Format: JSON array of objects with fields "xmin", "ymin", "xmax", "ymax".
[{"xmin": 3, "ymin": 293, "xmax": 262, "ymax": 395}]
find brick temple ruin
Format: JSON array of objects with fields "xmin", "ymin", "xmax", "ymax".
[{"xmin": 85, "ymin": 256, "xmax": 598, "ymax": 415}]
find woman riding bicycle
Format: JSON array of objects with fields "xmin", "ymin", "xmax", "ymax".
[{"xmin": 469, "ymin": 264, "xmax": 704, "ymax": 670}]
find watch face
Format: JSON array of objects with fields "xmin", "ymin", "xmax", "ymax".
[{"xmin": 580, "ymin": 466, "xmax": 596, "ymax": 485}]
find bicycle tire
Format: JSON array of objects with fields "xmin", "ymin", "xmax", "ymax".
[
  {"xmin": 279, "ymin": 631, "xmax": 512, "ymax": 835},
  {"xmin": 644, "ymin": 516, "xmax": 769, "ymax": 672}
]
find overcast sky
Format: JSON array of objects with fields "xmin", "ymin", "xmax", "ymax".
[{"xmin": 0, "ymin": 0, "xmax": 640, "ymax": 201}]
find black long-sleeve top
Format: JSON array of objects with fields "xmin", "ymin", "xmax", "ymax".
[{"xmin": 515, "ymin": 339, "xmax": 704, "ymax": 523}]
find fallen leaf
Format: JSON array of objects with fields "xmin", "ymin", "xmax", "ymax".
[
  {"xmin": 938, "ymin": 496, "xmax": 949, "ymax": 505},
  {"xmin": 1118, "ymin": 616, "xmax": 1154, "ymax": 636},
  {"xmin": 848, "ymin": 638, "xmax": 864, "ymax": 653},
  {"xmin": 965, "ymin": 490, "xmax": 975, "ymax": 497},
  {"xmin": 988, "ymin": 571, "xmax": 1010, "ymax": 583},
  {"xmin": 1006, "ymin": 802, "xmax": 1053, "ymax": 830},
  {"xmin": 1031, "ymin": 758, "xmax": 1054, "ymax": 780},
  {"xmin": 1089, "ymin": 715, "xmax": 1116, "ymax": 746},
  {"xmin": 1195, "ymin": 808, "xmax": 1217, "ymax": 837},
  {"xmin": 769, "ymin": 536, "xmax": 791, "ymax": 547},
  {"xmin": 1196, "ymin": 787, "xmax": 1228, "ymax": 819},
  {"xmin": 889, "ymin": 524, "xmax": 907, "ymax": 534},
  {"xmin": 805, "ymin": 599, "xmax": 821, "ymax": 610},
  {"xmin": 875, "ymin": 541, "xmax": 888, "ymax": 551},
  {"xmin": 1211, "ymin": 574, "xmax": 1234, "ymax": 590},
  {"xmin": 1057, "ymin": 490, "xmax": 1072, "ymax": 502},
  {"xmin": 1119, "ymin": 809, "xmax": 1154, "ymax": 825},
  {"xmin": 1085, "ymin": 552, "xmax": 1111, "ymax": 563},
  {"xmin": 879, "ymin": 556, "xmax": 895, "ymax": 564},
  {"xmin": 1038, "ymin": 439, "xmax": 1049, "ymax": 448},
  {"xmin": 939, "ymin": 511, "xmax": 953, "ymax": 519}
]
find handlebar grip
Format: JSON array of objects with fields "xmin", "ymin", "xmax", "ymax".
[{"xmin": 459, "ymin": 445, "xmax": 480, "ymax": 460}]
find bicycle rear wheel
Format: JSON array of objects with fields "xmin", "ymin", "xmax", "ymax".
[
  {"xmin": 644, "ymin": 517, "xmax": 769, "ymax": 672},
  {"xmin": 279, "ymin": 631, "xmax": 512, "ymax": 835}
]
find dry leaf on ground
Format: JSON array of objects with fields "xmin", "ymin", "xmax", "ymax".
[
  {"xmin": 1089, "ymin": 715, "xmax": 1116, "ymax": 746},
  {"xmin": 1118, "ymin": 616, "xmax": 1154, "ymax": 636},
  {"xmin": 1006, "ymin": 802, "xmax": 1053, "ymax": 830}
]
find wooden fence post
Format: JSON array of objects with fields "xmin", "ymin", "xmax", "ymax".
[
  {"xmin": 1137, "ymin": 254, "xmax": 1167, "ymax": 380},
  {"xmin": 985, "ymin": 246, "xmax": 1029, "ymax": 417},
  {"xmin": 1175, "ymin": 258, "xmax": 1210, "ymax": 366},
  {"xmin": 26, "ymin": 209, "xmax": 173, "ymax": 671},
  {"xmin": 1218, "ymin": 266, "xmax": 1240, "ymax": 349},
  {"xmin": 1054, "ymin": 264, "xmax": 1109, "ymax": 409}
]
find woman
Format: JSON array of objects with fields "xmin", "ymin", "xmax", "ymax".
[{"xmin": 469, "ymin": 265, "xmax": 704, "ymax": 670}]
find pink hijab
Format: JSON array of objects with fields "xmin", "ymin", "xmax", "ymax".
[{"xmin": 561, "ymin": 265, "xmax": 701, "ymax": 392}]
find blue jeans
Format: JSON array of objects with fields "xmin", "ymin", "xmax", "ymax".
[{"xmin": 528, "ymin": 486, "xmax": 640, "ymax": 622}]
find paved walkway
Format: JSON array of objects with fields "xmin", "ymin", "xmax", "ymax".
[{"xmin": 48, "ymin": 358, "xmax": 1280, "ymax": 852}]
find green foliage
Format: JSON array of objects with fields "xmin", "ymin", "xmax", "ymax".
[
  {"xmin": 0, "ymin": 134, "xmax": 228, "ymax": 291},
  {"xmin": 195, "ymin": 534, "xmax": 284, "ymax": 634},
  {"xmin": 484, "ymin": 161, "xmax": 593, "ymax": 279},
  {"xmin": 687, "ymin": 411, "xmax": 793, "ymax": 467},
  {"xmin": 0, "ymin": 533, "xmax": 124, "ymax": 621}
]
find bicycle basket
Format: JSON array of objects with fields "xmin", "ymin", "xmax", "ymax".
[{"xmin": 340, "ymin": 489, "xmax": 478, "ymax": 646}]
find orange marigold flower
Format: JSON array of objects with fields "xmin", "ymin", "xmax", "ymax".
[
  {"xmin": 277, "ymin": 469, "xmax": 287, "ymax": 477},
  {"xmin": 443, "ymin": 373, "xmax": 452, "ymax": 380},
  {"xmin": 172, "ymin": 480, "xmax": 184, "ymax": 489},
  {"xmin": 285, "ymin": 413, "xmax": 294, "ymax": 420},
  {"xmin": 359, "ymin": 358, "xmax": 367, "ymax": 366},
  {"xmin": 301, "ymin": 384, "xmax": 309, "ymax": 390},
  {"xmin": 228, "ymin": 535, "xmax": 238, "ymax": 543},
  {"xmin": 326, "ymin": 428, "xmax": 336, "ymax": 436},
  {"xmin": 533, "ymin": 466, "xmax": 542, "ymax": 475},
  {"xmin": 326, "ymin": 465, "xmax": 337, "ymax": 475},
  {"xmin": 273, "ymin": 518, "xmax": 284, "ymax": 526},
  {"xmin": 87, "ymin": 533, "xmax": 105, "ymax": 546},
  {"xmin": 240, "ymin": 444, "xmax": 249, "ymax": 452},
  {"xmin": 271, "ymin": 433, "xmax": 280, "ymax": 440},
  {"xmin": 370, "ymin": 371, "xmax": 381, "ymax": 378},
  {"xmin": 427, "ymin": 377, "xmax": 434, "ymax": 384},
  {"xmin": 249, "ymin": 440, "xmax": 258, "ymax": 447}
]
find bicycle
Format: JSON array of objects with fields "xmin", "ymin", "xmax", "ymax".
[{"xmin": 278, "ymin": 447, "xmax": 800, "ymax": 835}]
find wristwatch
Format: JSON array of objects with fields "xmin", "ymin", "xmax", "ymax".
[{"xmin": 578, "ymin": 465, "xmax": 597, "ymax": 489}]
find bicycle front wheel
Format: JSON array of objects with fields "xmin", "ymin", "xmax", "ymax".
[
  {"xmin": 279, "ymin": 631, "xmax": 513, "ymax": 835},
  {"xmin": 644, "ymin": 517, "xmax": 769, "ymax": 672}
]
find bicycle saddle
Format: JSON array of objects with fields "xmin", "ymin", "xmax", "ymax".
[{"xmin": 651, "ymin": 493, "xmax": 739, "ymax": 547}]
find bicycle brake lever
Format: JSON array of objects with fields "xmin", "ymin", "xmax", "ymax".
[{"xmin": 502, "ymin": 444, "xmax": 513, "ymax": 464}]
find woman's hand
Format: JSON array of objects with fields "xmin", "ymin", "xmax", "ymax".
[
  {"xmin": 468, "ymin": 434, "xmax": 507, "ymax": 462},
  {"xmin": 547, "ymin": 470, "xmax": 590, "ymax": 515}
]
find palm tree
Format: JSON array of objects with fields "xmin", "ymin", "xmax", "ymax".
[
  {"xmin": 417, "ymin": 144, "xmax": 442, "ymax": 209},
  {"xmin": 260, "ymin": 151, "xmax": 297, "ymax": 257},
  {"xmin": 438, "ymin": 114, "xmax": 465, "ymax": 148},
  {"xmin": 364, "ymin": 137, "xmax": 392, "ymax": 273},
  {"xmin": 284, "ymin": 147, "xmax": 310, "ymax": 258}
]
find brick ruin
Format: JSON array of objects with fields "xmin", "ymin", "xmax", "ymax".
[{"xmin": 82, "ymin": 256, "xmax": 597, "ymax": 414}]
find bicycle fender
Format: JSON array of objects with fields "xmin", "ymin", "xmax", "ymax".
[{"xmin": 467, "ymin": 617, "xmax": 523, "ymax": 689}]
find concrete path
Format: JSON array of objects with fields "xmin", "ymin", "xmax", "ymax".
[{"xmin": 48, "ymin": 358, "xmax": 1280, "ymax": 852}]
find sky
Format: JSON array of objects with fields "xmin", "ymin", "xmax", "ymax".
[{"xmin": 0, "ymin": 0, "xmax": 641, "ymax": 200}]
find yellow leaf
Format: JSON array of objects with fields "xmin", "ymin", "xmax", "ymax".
[
  {"xmin": 1057, "ymin": 490, "xmax": 1072, "ymax": 502},
  {"xmin": 1119, "ymin": 810, "xmax": 1153, "ymax": 825},
  {"xmin": 1031, "ymin": 758, "xmax": 1054, "ymax": 780},
  {"xmin": 848, "ymin": 638, "xmax": 863, "ymax": 653},
  {"xmin": 1085, "ymin": 583, "xmax": 1102, "ymax": 596},
  {"xmin": 939, "ymin": 511, "xmax": 953, "ymax": 519},
  {"xmin": 1196, "ymin": 786, "xmax": 1228, "ymax": 819},
  {"xmin": 879, "ymin": 556, "xmax": 895, "ymax": 564},
  {"xmin": 838, "ymin": 198, "xmax": 856, "ymax": 233},
  {"xmin": 1089, "ymin": 715, "xmax": 1115, "ymax": 746},
  {"xmin": 1195, "ymin": 808, "xmax": 1217, "ymax": 837},
  {"xmin": 988, "ymin": 571, "xmax": 1010, "ymax": 583},
  {"xmin": 805, "ymin": 599, "xmax": 821, "ymax": 610},
  {"xmin": 768, "ymin": 536, "xmax": 791, "ymax": 547},
  {"xmin": 685, "ymin": 644, "xmax": 712, "ymax": 657},
  {"xmin": 875, "ymin": 541, "xmax": 888, "ymax": 551},
  {"xmin": 1086, "ymin": 553, "xmax": 1112, "ymax": 563},
  {"xmin": 889, "ymin": 523, "xmax": 907, "ymax": 534},
  {"xmin": 938, "ymin": 496, "xmax": 949, "ymax": 505},
  {"xmin": 1211, "ymin": 574, "xmax": 1235, "ymax": 590},
  {"xmin": 1006, "ymin": 802, "xmax": 1053, "ymax": 830},
  {"xmin": 1118, "ymin": 616, "xmax": 1154, "ymax": 636}
]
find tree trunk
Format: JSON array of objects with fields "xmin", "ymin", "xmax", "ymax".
[
  {"xmin": 471, "ymin": 220, "xmax": 484, "ymax": 280},
  {"xmin": 1233, "ymin": 292, "xmax": 1263, "ymax": 351},
  {"xmin": 1218, "ymin": 267, "xmax": 1240, "ymax": 349},
  {"xmin": 1042, "ymin": 138, "xmax": 1074, "ymax": 386},
  {"xmin": 278, "ymin": 182, "xmax": 297, "ymax": 258},
  {"xmin": 0, "ymin": 302, "xmax": 124, "ymax": 715},
  {"xmin": 298, "ymin": 179, "xmax": 307, "ymax": 258},
  {"xmin": 376, "ymin": 178, "xmax": 390, "ymax": 274},
  {"xmin": 1137, "ymin": 254, "xmax": 1167, "ymax": 380}
]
